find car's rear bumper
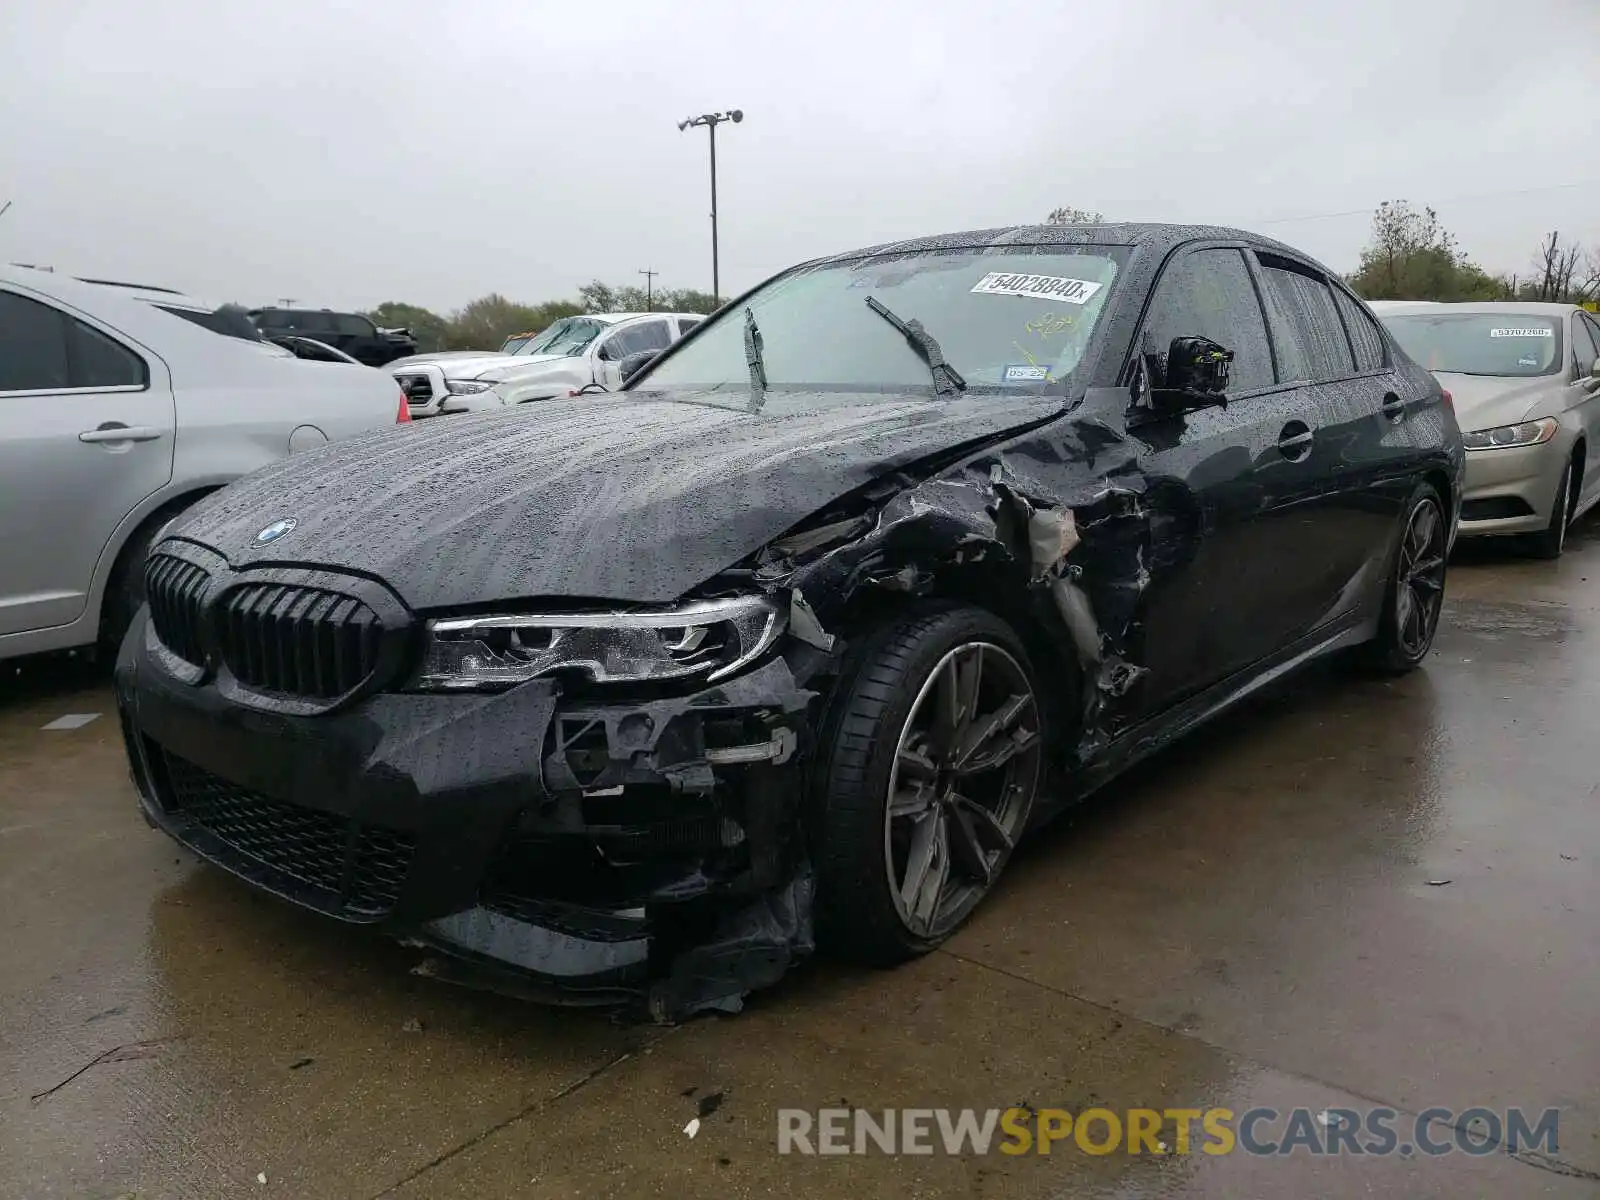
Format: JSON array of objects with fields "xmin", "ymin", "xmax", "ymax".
[
  {"xmin": 114, "ymin": 611, "xmax": 816, "ymax": 1017},
  {"xmin": 1456, "ymin": 439, "xmax": 1568, "ymax": 537}
]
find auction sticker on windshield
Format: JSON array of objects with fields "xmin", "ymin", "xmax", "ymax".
[
  {"xmin": 971, "ymin": 273, "xmax": 1104, "ymax": 304},
  {"xmin": 1489, "ymin": 327, "xmax": 1554, "ymax": 338}
]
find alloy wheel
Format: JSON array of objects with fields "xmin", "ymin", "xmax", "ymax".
[
  {"xmin": 882, "ymin": 642, "xmax": 1042, "ymax": 939},
  {"xmin": 1395, "ymin": 497, "xmax": 1447, "ymax": 659}
]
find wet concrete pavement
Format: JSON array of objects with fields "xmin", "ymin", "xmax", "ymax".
[{"xmin": 3, "ymin": 523, "xmax": 1598, "ymax": 1199}]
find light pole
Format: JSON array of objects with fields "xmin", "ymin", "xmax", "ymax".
[
  {"xmin": 638, "ymin": 268, "xmax": 658, "ymax": 311},
  {"xmin": 677, "ymin": 109, "xmax": 743, "ymax": 305}
]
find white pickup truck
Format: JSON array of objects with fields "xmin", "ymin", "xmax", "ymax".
[{"xmin": 391, "ymin": 311, "xmax": 702, "ymax": 418}]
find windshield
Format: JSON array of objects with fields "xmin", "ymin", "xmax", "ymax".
[
  {"xmin": 641, "ymin": 247, "xmax": 1125, "ymax": 397},
  {"xmin": 1382, "ymin": 313, "xmax": 1564, "ymax": 377},
  {"xmin": 158, "ymin": 304, "xmax": 264, "ymax": 342},
  {"xmin": 500, "ymin": 334, "xmax": 533, "ymax": 354},
  {"xmin": 520, "ymin": 317, "xmax": 606, "ymax": 357}
]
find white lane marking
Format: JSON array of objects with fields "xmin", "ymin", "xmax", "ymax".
[{"xmin": 41, "ymin": 713, "xmax": 101, "ymax": 731}]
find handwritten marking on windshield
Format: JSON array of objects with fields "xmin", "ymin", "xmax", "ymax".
[{"xmin": 1025, "ymin": 312, "xmax": 1076, "ymax": 337}]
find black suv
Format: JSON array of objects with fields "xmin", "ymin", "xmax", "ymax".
[{"xmin": 249, "ymin": 308, "xmax": 417, "ymax": 366}]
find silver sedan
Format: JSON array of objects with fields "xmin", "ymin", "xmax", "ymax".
[{"xmin": 1374, "ymin": 301, "xmax": 1600, "ymax": 557}]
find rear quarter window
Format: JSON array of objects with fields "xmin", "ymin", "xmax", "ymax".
[
  {"xmin": 71, "ymin": 320, "xmax": 148, "ymax": 387},
  {"xmin": 1334, "ymin": 290, "xmax": 1387, "ymax": 372}
]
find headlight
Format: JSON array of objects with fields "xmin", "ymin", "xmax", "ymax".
[
  {"xmin": 413, "ymin": 595, "xmax": 786, "ymax": 691},
  {"xmin": 1462, "ymin": 417, "xmax": 1559, "ymax": 450},
  {"xmin": 445, "ymin": 379, "xmax": 498, "ymax": 395}
]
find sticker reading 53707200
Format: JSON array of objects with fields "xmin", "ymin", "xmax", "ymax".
[
  {"xmin": 1489, "ymin": 327, "xmax": 1554, "ymax": 338},
  {"xmin": 972, "ymin": 272, "xmax": 1103, "ymax": 305}
]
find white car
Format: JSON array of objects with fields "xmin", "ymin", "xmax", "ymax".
[
  {"xmin": 0, "ymin": 265, "xmax": 413, "ymax": 663},
  {"xmin": 392, "ymin": 311, "xmax": 703, "ymax": 417}
]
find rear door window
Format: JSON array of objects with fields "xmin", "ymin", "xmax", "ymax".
[
  {"xmin": 1141, "ymin": 248, "xmax": 1275, "ymax": 393},
  {"xmin": 281, "ymin": 310, "xmax": 337, "ymax": 335},
  {"xmin": 0, "ymin": 291, "xmax": 148, "ymax": 391},
  {"xmin": 0, "ymin": 291, "xmax": 71, "ymax": 391},
  {"xmin": 1257, "ymin": 259, "xmax": 1357, "ymax": 383},
  {"xmin": 336, "ymin": 313, "xmax": 375, "ymax": 338}
]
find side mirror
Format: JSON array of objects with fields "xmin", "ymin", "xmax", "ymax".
[
  {"xmin": 1149, "ymin": 336, "xmax": 1234, "ymax": 413},
  {"xmin": 619, "ymin": 350, "xmax": 659, "ymax": 385}
]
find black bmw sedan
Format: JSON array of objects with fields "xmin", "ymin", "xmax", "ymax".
[{"xmin": 116, "ymin": 224, "xmax": 1463, "ymax": 1018}]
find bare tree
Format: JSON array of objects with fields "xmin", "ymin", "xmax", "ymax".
[
  {"xmin": 1045, "ymin": 206, "xmax": 1104, "ymax": 225},
  {"xmin": 1533, "ymin": 231, "xmax": 1586, "ymax": 302},
  {"xmin": 1571, "ymin": 248, "xmax": 1600, "ymax": 305}
]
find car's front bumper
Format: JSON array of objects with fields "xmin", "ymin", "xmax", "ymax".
[
  {"xmin": 114, "ymin": 611, "xmax": 817, "ymax": 1018},
  {"xmin": 1457, "ymin": 438, "xmax": 1570, "ymax": 537}
]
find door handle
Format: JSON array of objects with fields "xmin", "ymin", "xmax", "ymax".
[
  {"xmin": 1277, "ymin": 421, "xmax": 1314, "ymax": 461},
  {"xmin": 1381, "ymin": 392, "xmax": 1407, "ymax": 422},
  {"xmin": 79, "ymin": 424, "xmax": 163, "ymax": 444}
]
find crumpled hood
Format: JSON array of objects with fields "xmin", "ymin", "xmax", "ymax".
[
  {"xmin": 387, "ymin": 350, "xmax": 503, "ymax": 370},
  {"xmin": 1435, "ymin": 372, "xmax": 1563, "ymax": 432},
  {"xmin": 169, "ymin": 389, "xmax": 1058, "ymax": 608},
  {"xmin": 471, "ymin": 353, "xmax": 573, "ymax": 383}
]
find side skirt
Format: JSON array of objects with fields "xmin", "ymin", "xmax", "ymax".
[{"xmin": 1041, "ymin": 612, "xmax": 1379, "ymax": 818}]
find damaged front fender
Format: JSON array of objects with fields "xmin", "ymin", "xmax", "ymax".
[{"xmin": 714, "ymin": 409, "xmax": 1165, "ymax": 765}]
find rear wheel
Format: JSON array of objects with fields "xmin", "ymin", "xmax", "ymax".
[
  {"xmin": 810, "ymin": 604, "xmax": 1045, "ymax": 965},
  {"xmin": 1522, "ymin": 457, "xmax": 1576, "ymax": 560},
  {"xmin": 1358, "ymin": 484, "xmax": 1448, "ymax": 674}
]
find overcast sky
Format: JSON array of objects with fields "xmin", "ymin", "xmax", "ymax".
[{"xmin": 2, "ymin": 0, "xmax": 1596, "ymax": 313}]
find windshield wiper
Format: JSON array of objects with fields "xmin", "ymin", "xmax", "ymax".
[
  {"xmin": 743, "ymin": 307, "xmax": 768, "ymax": 410},
  {"xmin": 864, "ymin": 296, "xmax": 966, "ymax": 397}
]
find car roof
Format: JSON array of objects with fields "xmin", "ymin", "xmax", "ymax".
[
  {"xmin": 41, "ymin": 273, "xmax": 224, "ymax": 313},
  {"xmin": 1372, "ymin": 300, "xmax": 1582, "ymax": 317},
  {"xmin": 1, "ymin": 263, "xmax": 278, "ymax": 355},
  {"xmin": 815, "ymin": 222, "xmax": 1325, "ymax": 267},
  {"xmin": 587, "ymin": 312, "xmax": 700, "ymax": 323}
]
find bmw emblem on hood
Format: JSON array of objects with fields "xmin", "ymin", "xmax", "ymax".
[{"xmin": 256, "ymin": 518, "xmax": 298, "ymax": 544}]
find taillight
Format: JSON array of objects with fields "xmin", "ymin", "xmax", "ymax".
[
  {"xmin": 1440, "ymin": 388, "xmax": 1453, "ymax": 412},
  {"xmin": 396, "ymin": 390, "xmax": 412, "ymax": 424}
]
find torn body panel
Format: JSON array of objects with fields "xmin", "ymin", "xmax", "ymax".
[
  {"xmin": 718, "ymin": 408, "xmax": 1167, "ymax": 772},
  {"xmin": 117, "ymin": 618, "xmax": 819, "ymax": 1021}
]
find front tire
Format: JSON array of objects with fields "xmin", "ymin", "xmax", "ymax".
[
  {"xmin": 810, "ymin": 603, "xmax": 1045, "ymax": 966},
  {"xmin": 1358, "ymin": 483, "xmax": 1448, "ymax": 674},
  {"xmin": 1522, "ymin": 457, "xmax": 1575, "ymax": 560}
]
